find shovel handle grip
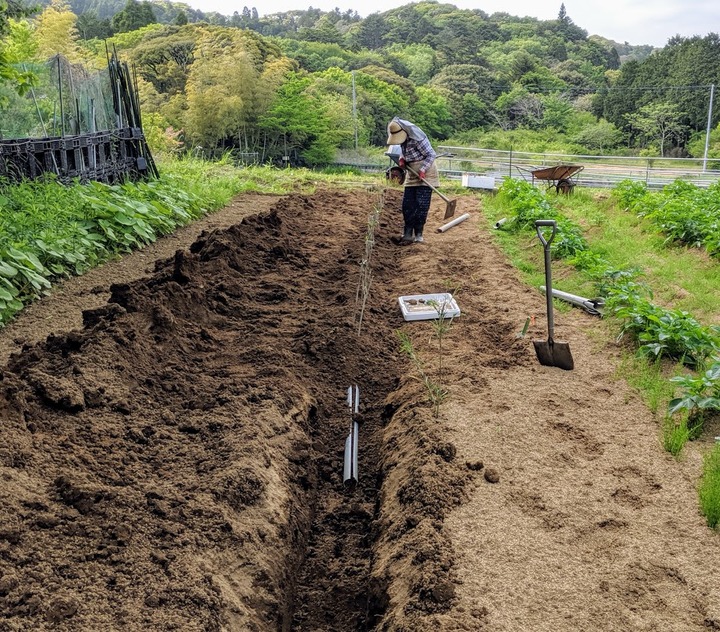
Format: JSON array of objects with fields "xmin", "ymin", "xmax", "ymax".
[{"xmin": 535, "ymin": 219, "xmax": 557, "ymax": 248}]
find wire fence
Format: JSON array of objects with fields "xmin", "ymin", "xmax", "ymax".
[
  {"xmin": 334, "ymin": 147, "xmax": 720, "ymax": 190},
  {"xmin": 0, "ymin": 52, "xmax": 157, "ymax": 185},
  {"xmin": 437, "ymin": 146, "xmax": 720, "ymax": 190}
]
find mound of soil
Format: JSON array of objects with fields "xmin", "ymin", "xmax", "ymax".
[{"xmin": 2, "ymin": 186, "xmax": 720, "ymax": 632}]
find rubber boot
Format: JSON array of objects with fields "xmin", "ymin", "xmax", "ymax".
[
  {"xmin": 400, "ymin": 226, "xmax": 414, "ymax": 245},
  {"xmin": 414, "ymin": 227, "xmax": 425, "ymax": 243}
]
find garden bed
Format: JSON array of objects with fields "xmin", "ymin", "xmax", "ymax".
[{"xmin": 1, "ymin": 188, "xmax": 719, "ymax": 631}]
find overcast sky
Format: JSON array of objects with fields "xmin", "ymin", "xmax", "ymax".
[{"xmin": 183, "ymin": 0, "xmax": 719, "ymax": 48}]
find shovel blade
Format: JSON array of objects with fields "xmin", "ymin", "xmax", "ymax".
[
  {"xmin": 443, "ymin": 199, "xmax": 457, "ymax": 219},
  {"xmin": 533, "ymin": 339, "xmax": 574, "ymax": 371}
]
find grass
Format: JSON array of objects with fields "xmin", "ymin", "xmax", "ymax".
[
  {"xmin": 614, "ymin": 353, "xmax": 682, "ymax": 416},
  {"xmin": 554, "ymin": 189, "xmax": 720, "ymax": 325},
  {"xmin": 663, "ymin": 416, "xmax": 692, "ymax": 457},
  {"xmin": 483, "ymin": 195, "xmax": 588, "ymax": 313},
  {"xmin": 699, "ymin": 444, "xmax": 720, "ymax": 528},
  {"xmin": 158, "ymin": 154, "xmax": 382, "ymax": 198}
]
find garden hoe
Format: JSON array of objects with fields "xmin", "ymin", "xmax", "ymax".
[
  {"xmin": 533, "ymin": 220, "xmax": 574, "ymax": 371},
  {"xmin": 384, "ymin": 148, "xmax": 457, "ymax": 219},
  {"xmin": 403, "ymin": 163, "xmax": 457, "ymax": 219}
]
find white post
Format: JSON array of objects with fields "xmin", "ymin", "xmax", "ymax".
[{"xmin": 703, "ymin": 83, "xmax": 715, "ymax": 173}]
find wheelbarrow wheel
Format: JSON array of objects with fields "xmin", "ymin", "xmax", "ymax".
[
  {"xmin": 386, "ymin": 166, "xmax": 405, "ymax": 185},
  {"xmin": 556, "ymin": 179, "xmax": 574, "ymax": 194}
]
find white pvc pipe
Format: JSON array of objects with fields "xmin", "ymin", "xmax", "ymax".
[{"xmin": 437, "ymin": 213, "xmax": 470, "ymax": 233}]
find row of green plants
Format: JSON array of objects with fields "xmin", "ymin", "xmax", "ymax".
[
  {"xmin": 500, "ymin": 179, "xmax": 720, "ymax": 367},
  {"xmin": 615, "ymin": 179, "xmax": 720, "ymax": 256},
  {"xmin": 0, "ymin": 174, "xmax": 206, "ymax": 324},
  {"xmin": 495, "ymin": 178, "xmax": 720, "ymax": 527},
  {"xmin": 0, "ymin": 157, "xmax": 248, "ymax": 324}
]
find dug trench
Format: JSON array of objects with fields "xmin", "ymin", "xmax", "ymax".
[{"xmin": 0, "ymin": 188, "xmax": 479, "ymax": 631}]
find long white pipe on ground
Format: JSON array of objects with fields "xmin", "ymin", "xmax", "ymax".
[{"xmin": 437, "ymin": 213, "xmax": 470, "ymax": 233}]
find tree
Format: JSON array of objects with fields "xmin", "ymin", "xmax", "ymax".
[
  {"xmin": 0, "ymin": 2, "xmax": 37, "ymax": 107},
  {"xmin": 410, "ymin": 85, "xmax": 453, "ymax": 139},
  {"xmin": 133, "ymin": 31, "xmax": 196, "ymax": 94},
  {"xmin": 111, "ymin": 0, "xmax": 156, "ymax": 34},
  {"xmin": 626, "ymin": 102, "xmax": 687, "ymax": 156},
  {"xmin": 181, "ymin": 28, "xmax": 291, "ymax": 154},
  {"xmin": 385, "ymin": 43, "xmax": 437, "ymax": 85},
  {"xmin": 540, "ymin": 94, "xmax": 573, "ymax": 131},
  {"xmin": 35, "ymin": 0, "xmax": 83, "ymax": 62},
  {"xmin": 495, "ymin": 85, "xmax": 544, "ymax": 129},
  {"xmin": 259, "ymin": 72, "xmax": 336, "ymax": 165},
  {"xmin": 353, "ymin": 13, "xmax": 388, "ymax": 50},
  {"xmin": 428, "ymin": 63, "xmax": 501, "ymax": 132},
  {"xmin": 298, "ymin": 16, "xmax": 342, "ymax": 45},
  {"xmin": 76, "ymin": 12, "xmax": 113, "ymax": 40},
  {"xmin": 573, "ymin": 119, "xmax": 623, "ymax": 153}
]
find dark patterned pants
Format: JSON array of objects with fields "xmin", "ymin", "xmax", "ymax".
[{"xmin": 401, "ymin": 186, "xmax": 433, "ymax": 235}]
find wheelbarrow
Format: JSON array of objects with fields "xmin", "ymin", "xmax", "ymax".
[{"xmin": 530, "ymin": 164, "xmax": 584, "ymax": 194}]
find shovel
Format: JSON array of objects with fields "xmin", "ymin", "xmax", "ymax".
[{"xmin": 533, "ymin": 220, "xmax": 574, "ymax": 371}]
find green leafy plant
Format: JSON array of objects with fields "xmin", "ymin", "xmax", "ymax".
[
  {"xmin": 669, "ymin": 360, "xmax": 720, "ymax": 423},
  {"xmin": 612, "ymin": 299, "xmax": 720, "ymax": 367},
  {"xmin": 615, "ymin": 178, "xmax": 720, "ymax": 257},
  {"xmin": 498, "ymin": 179, "xmax": 589, "ymax": 258}
]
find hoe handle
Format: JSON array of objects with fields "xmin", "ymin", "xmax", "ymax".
[{"xmin": 403, "ymin": 163, "xmax": 451, "ymax": 204}]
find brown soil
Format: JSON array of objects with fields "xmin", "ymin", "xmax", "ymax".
[{"xmin": 1, "ymin": 187, "xmax": 719, "ymax": 631}]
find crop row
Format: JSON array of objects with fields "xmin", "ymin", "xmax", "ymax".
[
  {"xmin": 497, "ymin": 179, "xmax": 720, "ymax": 417},
  {"xmin": 614, "ymin": 179, "xmax": 720, "ymax": 256}
]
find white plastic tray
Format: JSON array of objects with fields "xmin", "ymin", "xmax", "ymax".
[{"xmin": 398, "ymin": 293, "xmax": 461, "ymax": 321}]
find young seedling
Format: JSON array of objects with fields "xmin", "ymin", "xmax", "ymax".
[
  {"xmin": 426, "ymin": 296, "xmax": 454, "ymax": 388},
  {"xmin": 397, "ymin": 330, "xmax": 448, "ymax": 419},
  {"xmin": 354, "ymin": 191, "xmax": 383, "ymax": 334},
  {"xmin": 516, "ymin": 317, "xmax": 531, "ymax": 339}
]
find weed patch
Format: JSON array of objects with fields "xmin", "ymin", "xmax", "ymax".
[{"xmin": 699, "ymin": 445, "xmax": 720, "ymax": 529}]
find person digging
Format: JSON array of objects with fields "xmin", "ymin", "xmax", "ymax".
[{"xmin": 386, "ymin": 117, "xmax": 440, "ymax": 245}]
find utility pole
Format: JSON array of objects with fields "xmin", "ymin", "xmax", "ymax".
[{"xmin": 703, "ymin": 83, "xmax": 715, "ymax": 172}]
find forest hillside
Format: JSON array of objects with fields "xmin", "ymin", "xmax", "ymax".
[{"xmin": 1, "ymin": 0, "xmax": 720, "ymax": 163}]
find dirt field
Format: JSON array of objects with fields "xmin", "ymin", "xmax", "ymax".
[{"xmin": 1, "ymin": 187, "xmax": 719, "ymax": 631}]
